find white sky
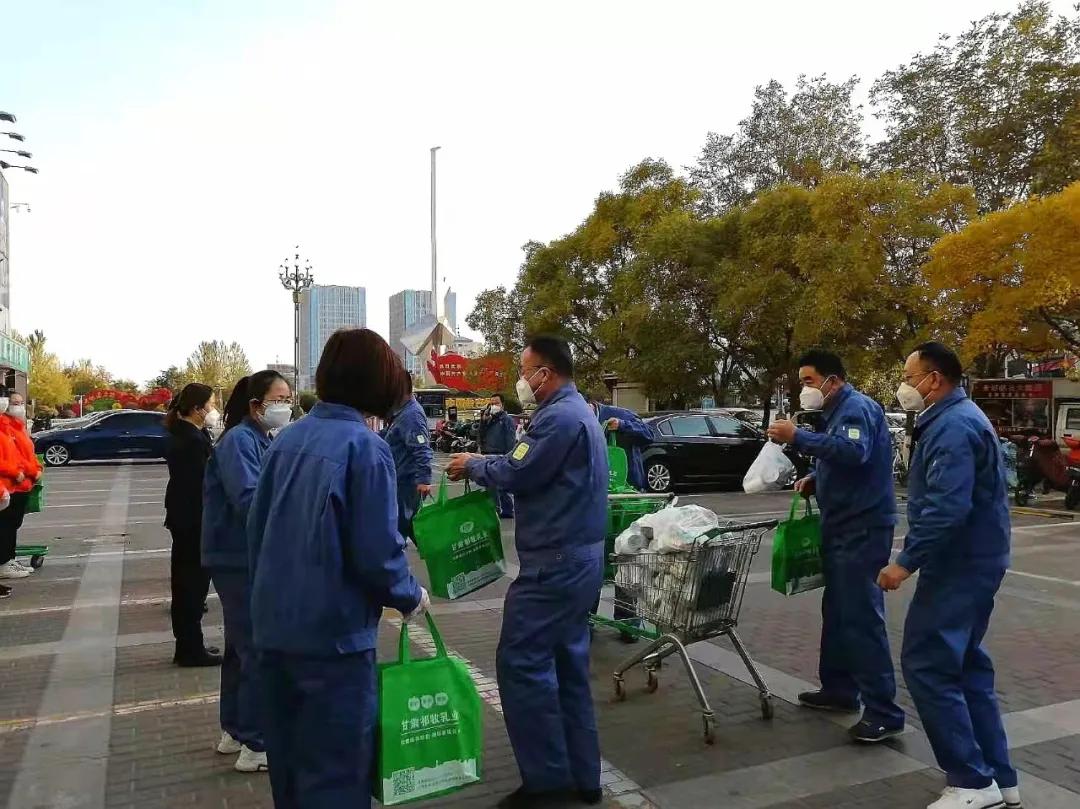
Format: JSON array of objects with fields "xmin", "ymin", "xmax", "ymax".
[{"xmin": 3, "ymin": 0, "xmax": 1071, "ymax": 384}]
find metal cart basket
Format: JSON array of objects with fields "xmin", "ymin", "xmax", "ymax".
[{"xmin": 608, "ymin": 517, "xmax": 778, "ymax": 743}]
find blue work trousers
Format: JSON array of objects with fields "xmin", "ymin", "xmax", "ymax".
[
  {"xmin": 819, "ymin": 527, "xmax": 904, "ymax": 727},
  {"xmin": 902, "ymin": 564, "xmax": 1016, "ymax": 790},
  {"xmin": 397, "ymin": 488, "xmax": 421, "ymax": 542},
  {"xmin": 260, "ymin": 650, "xmax": 377, "ymax": 809},
  {"xmin": 497, "ymin": 545, "xmax": 604, "ymax": 793},
  {"xmin": 212, "ymin": 568, "xmax": 264, "ymax": 752}
]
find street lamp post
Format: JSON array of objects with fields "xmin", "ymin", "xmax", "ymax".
[
  {"xmin": 279, "ymin": 247, "xmax": 314, "ymax": 397},
  {"xmin": 0, "ymin": 161, "xmax": 37, "ymax": 174}
]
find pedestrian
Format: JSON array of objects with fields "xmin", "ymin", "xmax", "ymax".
[
  {"xmin": 202, "ymin": 370, "xmax": 292, "ymax": 774},
  {"xmin": 163, "ymin": 383, "xmax": 223, "ymax": 668},
  {"xmin": 446, "ymin": 335, "xmax": 607, "ymax": 809},
  {"xmin": 478, "ymin": 393, "xmax": 516, "ymax": 517},
  {"xmin": 380, "ymin": 373, "xmax": 434, "ymax": 544},
  {"xmin": 588, "ymin": 399, "xmax": 654, "ymax": 491},
  {"xmin": 248, "ymin": 328, "xmax": 427, "ymax": 809},
  {"xmin": 0, "ymin": 392, "xmax": 42, "ymax": 586},
  {"xmin": 878, "ymin": 342, "xmax": 1019, "ymax": 809},
  {"xmin": 767, "ymin": 349, "xmax": 905, "ymax": 743}
]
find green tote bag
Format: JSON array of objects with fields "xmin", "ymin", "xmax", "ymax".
[{"xmin": 771, "ymin": 493, "xmax": 825, "ymax": 596}]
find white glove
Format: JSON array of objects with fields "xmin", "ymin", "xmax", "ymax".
[{"xmin": 403, "ymin": 587, "xmax": 430, "ymax": 623}]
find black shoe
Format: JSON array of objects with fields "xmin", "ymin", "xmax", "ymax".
[
  {"xmin": 0, "ymin": 583, "xmax": 11, "ymax": 599},
  {"xmin": 797, "ymin": 690, "xmax": 860, "ymax": 712},
  {"xmin": 579, "ymin": 788, "xmax": 603, "ymax": 805},
  {"xmin": 496, "ymin": 786, "xmax": 577, "ymax": 808},
  {"xmin": 848, "ymin": 718, "xmax": 905, "ymax": 743},
  {"xmin": 174, "ymin": 648, "xmax": 224, "ymax": 667}
]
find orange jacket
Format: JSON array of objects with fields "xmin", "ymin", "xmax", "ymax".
[{"xmin": 0, "ymin": 415, "xmax": 40, "ymax": 494}]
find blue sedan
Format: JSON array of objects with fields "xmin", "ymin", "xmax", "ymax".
[{"xmin": 33, "ymin": 410, "xmax": 169, "ymax": 466}]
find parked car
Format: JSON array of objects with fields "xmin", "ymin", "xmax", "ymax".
[
  {"xmin": 35, "ymin": 410, "xmax": 112, "ymax": 434},
  {"xmin": 641, "ymin": 411, "xmax": 807, "ymax": 493},
  {"xmin": 33, "ymin": 411, "xmax": 169, "ymax": 466}
]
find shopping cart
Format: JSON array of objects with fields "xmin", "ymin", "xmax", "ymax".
[
  {"xmin": 590, "ymin": 492, "xmax": 675, "ymax": 638},
  {"xmin": 608, "ymin": 517, "xmax": 778, "ymax": 743}
]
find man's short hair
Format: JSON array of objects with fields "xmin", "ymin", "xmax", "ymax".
[
  {"xmin": 912, "ymin": 341, "xmax": 964, "ymax": 384},
  {"xmin": 796, "ymin": 349, "xmax": 846, "ymax": 380},
  {"xmin": 525, "ymin": 335, "xmax": 574, "ymax": 378},
  {"xmin": 492, "ymin": 393, "xmax": 504, "ymax": 403}
]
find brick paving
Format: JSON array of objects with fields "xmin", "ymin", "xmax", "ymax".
[{"xmin": 2, "ymin": 463, "xmax": 1080, "ymax": 808}]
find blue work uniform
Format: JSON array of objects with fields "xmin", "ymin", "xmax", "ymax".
[
  {"xmin": 201, "ymin": 418, "xmax": 271, "ymax": 753},
  {"xmin": 897, "ymin": 389, "xmax": 1015, "ymax": 791},
  {"xmin": 465, "ymin": 383, "xmax": 607, "ymax": 795},
  {"xmin": 480, "ymin": 409, "xmax": 517, "ymax": 517},
  {"xmin": 248, "ymin": 402, "xmax": 423, "ymax": 809},
  {"xmin": 791, "ymin": 385, "xmax": 903, "ymax": 728},
  {"xmin": 595, "ymin": 404, "xmax": 653, "ymax": 492},
  {"xmin": 381, "ymin": 397, "xmax": 433, "ymax": 541}
]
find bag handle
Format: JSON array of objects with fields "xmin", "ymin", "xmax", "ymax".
[
  {"xmin": 397, "ymin": 613, "xmax": 449, "ymax": 664},
  {"xmin": 608, "ymin": 431, "xmax": 617, "ymax": 447},
  {"xmin": 788, "ymin": 492, "xmax": 814, "ymax": 520}
]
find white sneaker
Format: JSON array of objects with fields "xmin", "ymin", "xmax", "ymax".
[
  {"xmin": 928, "ymin": 782, "xmax": 1005, "ymax": 809},
  {"xmin": 0, "ymin": 561, "xmax": 31, "ymax": 579},
  {"xmin": 234, "ymin": 746, "xmax": 268, "ymax": 773},
  {"xmin": 215, "ymin": 731, "xmax": 242, "ymax": 755},
  {"xmin": 16, "ymin": 560, "xmax": 35, "ymax": 573},
  {"xmin": 999, "ymin": 786, "xmax": 1022, "ymax": 809}
]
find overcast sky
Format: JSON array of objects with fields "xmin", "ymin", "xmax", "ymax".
[{"xmin": 3, "ymin": 0, "xmax": 1072, "ymax": 384}]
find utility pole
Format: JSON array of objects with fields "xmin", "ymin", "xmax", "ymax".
[
  {"xmin": 279, "ymin": 247, "xmax": 313, "ymax": 396},
  {"xmin": 430, "ymin": 146, "xmax": 441, "ymax": 321}
]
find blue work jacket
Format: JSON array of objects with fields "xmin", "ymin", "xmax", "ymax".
[
  {"xmin": 480, "ymin": 410, "xmax": 516, "ymax": 455},
  {"xmin": 381, "ymin": 397, "xmax": 433, "ymax": 488},
  {"xmin": 202, "ymin": 419, "xmax": 271, "ymax": 569},
  {"xmin": 791, "ymin": 385, "xmax": 896, "ymax": 538},
  {"xmin": 897, "ymin": 389, "xmax": 1010, "ymax": 574},
  {"xmin": 596, "ymin": 403, "xmax": 654, "ymax": 491},
  {"xmin": 466, "ymin": 384, "xmax": 608, "ymax": 567},
  {"xmin": 247, "ymin": 402, "xmax": 423, "ymax": 655}
]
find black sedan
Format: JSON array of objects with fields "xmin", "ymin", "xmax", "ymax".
[
  {"xmin": 640, "ymin": 411, "xmax": 807, "ymax": 493},
  {"xmin": 33, "ymin": 410, "xmax": 169, "ymax": 466}
]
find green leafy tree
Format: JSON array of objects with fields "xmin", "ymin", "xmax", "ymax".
[
  {"xmin": 19, "ymin": 330, "xmax": 73, "ymax": 409},
  {"xmin": 183, "ymin": 340, "xmax": 252, "ymax": 394},
  {"xmin": 871, "ymin": 1, "xmax": 1080, "ymax": 212},
  {"xmin": 112, "ymin": 379, "xmax": 140, "ymax": 393},
  {"xmin": 149, "ymin": 365, "xmax": 185, "ymax": 393},
  {"xmin": 63, "ymin": 359, "xmax": 113, "ymax": 396}
]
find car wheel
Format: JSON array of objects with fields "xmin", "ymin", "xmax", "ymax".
[
  {"xmin": 43, "ymin": 444, "xmax": 71, "ymax": 467},
  {"xmin": 646, "ymin": 461, "xmax": 673, "ymax": 493}
]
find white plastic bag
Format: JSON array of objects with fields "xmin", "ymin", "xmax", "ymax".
[
  {"xmin": 613, "ymin": 525, "xmax": 649, "ymax": 555},
  {"xmin": 743, "ymin": 441, "xmax": 795, "ymax": 493},
  {"xmin": 636, "ymin": 505, "xmax": 719, "ymax": 553}
]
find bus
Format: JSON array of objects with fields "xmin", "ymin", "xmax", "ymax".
[{"xmin": 414, "ymin": 388, "xmax": 490, "ymax": 428}]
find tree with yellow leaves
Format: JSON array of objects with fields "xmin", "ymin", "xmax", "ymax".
[{"xmin": 924, "ymin": 181, "xmax": 1080, "ymax": 364}]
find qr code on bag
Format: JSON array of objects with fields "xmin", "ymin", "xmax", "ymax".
[
  {"xmin": 392, "ymin": 768, "xmax": 415, "ymax": 796},
  {"xmin": 449, "ymin": 573, "xmax": 466, "ymax": 598}
]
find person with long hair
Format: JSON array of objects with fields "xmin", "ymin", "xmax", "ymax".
[
  {"xmin": 247, "ymin": 329, "xmax": 425, "ymax": 808},
  {"xmin": 164, "ymin": 383, "xmax": 222, "ymax": 668},
  {"xmin": 202, "ymin": 370, "xmax": 292, "ymax": 773}
]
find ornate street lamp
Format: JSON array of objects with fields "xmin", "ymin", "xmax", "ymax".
[{"xmin": 279, "ymin": 247, "xmax": 314, "ymax": 396}]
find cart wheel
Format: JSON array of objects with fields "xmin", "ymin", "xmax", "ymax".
[
  {"xmin": 646, "ymin": 669, "xmax": 659, "ymax": 694},
  {"xmin": 760, "ymin": 697, "xmax": 774, "ymax": 720},
  {"xmin": 703, "ymin": 715, "xmax": 716, "ymax": 745},
  {"xmin": 614, "ymin": 677, "xmax": 626, "ymax": 702},
  {"xmin": 30, "ymin": 555, "xmax": 45, "ymax": 570}
]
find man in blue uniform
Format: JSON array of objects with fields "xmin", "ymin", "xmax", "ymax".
[
  {"xmin": 447, "ymin": 335, "xmax": 607, "ymax": 809},
  {"xmin": 589, "ymin": 400, "xmax": 654, "ymax": 491},
  {"xmin": 381, "ymin": 375, "xmax": 433, "ymax": 544},
  {"xmin": 479, "ymin": 393, "xmax": 517, "ymax": 517},
  {"xmin": 878, "ymin": 343, "xmax": 1019, "ymax": 809},
  {"xmin": 768, "ymin": 349, "xmax": 904, "ymax": 743}
]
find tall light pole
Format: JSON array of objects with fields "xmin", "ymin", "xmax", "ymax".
[
  {"xmin": 430, "ymin": 146, "xmax": 441, "ymax": 321},
  {"xmin": 279, "ymin": 247, "xmax": 313, "ymax": 396}
]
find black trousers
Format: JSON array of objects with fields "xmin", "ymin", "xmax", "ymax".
[
  {"xmin": 169, "ymin": 525, "xmax": 212, "ymax": 656},
  {"xmin": 0, "ymin": 492, "xmax": 30, "ymax": 565}
]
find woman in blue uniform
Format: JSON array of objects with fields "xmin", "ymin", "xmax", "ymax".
[
  {"xmin": 202, "ymin": 370, "xmax": 292, "ymax": 773},
  {"xmin": 380, "ymin": 373, "xmax": 433, "ymax": 543},
  {"xmin": 248, "ymin": 329, "xmax": 426, "ymax": 809}
]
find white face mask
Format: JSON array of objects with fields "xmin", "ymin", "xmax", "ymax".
[
  {"xmin": 896, "ymin": 373, "xmax": 934, "ymax": 413},
  {"xmin": 259, "ymin": 403, "xmax": 293, "ymax": 430},
  {"xmin": 8, "ymin": 405, "xmax": 26, "ymax": 422},
  {"xmin": 515, "ymin": 368, "xmax": 545, "ymax": 407},
  {"xmin": 203, "ymin": 408, "xmax": 221, "ymax": 429},
  {"xmin": 799, "ymin": 377, "xmax": 834, "ymax": 412},
  {"xmin": 0, "ymin": 397, "xmax": 9, "ymax": 415},
  {"xmin": 489, "ymin": 404, "xmax": 502, "ymax": 414}
]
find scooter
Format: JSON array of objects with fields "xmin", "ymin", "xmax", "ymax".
[
  {"xmin": 1009, "ymin": 434, "xmax": 1080, "ymax": 508},
  {"xmin": 1063, "ymin": 436, "xmax": 1080, "ymax": 510}
]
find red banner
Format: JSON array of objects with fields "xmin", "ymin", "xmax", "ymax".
[
  {"xmin": 971, "ymin": 380, "xmax": 1053, "ymax": 400},
  {"xmin": 427, "ymin": 351, "xmax": 510, "ymax": 394}
]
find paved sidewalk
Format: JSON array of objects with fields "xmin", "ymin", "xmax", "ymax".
[{"xmin": 2, "ymin": 463, "xmax": 1080, "ymax": 808}]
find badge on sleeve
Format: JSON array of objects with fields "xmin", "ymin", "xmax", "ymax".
[
  {"xmin": 847, "ymin": 427, "xmax": 861, "ymax": 440},
  {"xmin": 511, "ymin": 442, "xmax": 530, "ymax": 461},
  {"xmin": 416, "ymin": 434, "xmax": 427, "ymax": 444}
]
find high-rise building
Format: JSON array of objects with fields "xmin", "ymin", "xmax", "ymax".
[
  {"xmin": 389, "ymin": 290, "xmax": 434, "ymax": 376},
  {"xmin": 298, "ymin": 285, "xmax": 366, "ymax": 390},
  {"xmin": 443, "ymin": 287, "xmax": 457, "ymax": 334},
  {"xmin": 266, "ymin": 363, "xmax": 296, "ymax": 380}
]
